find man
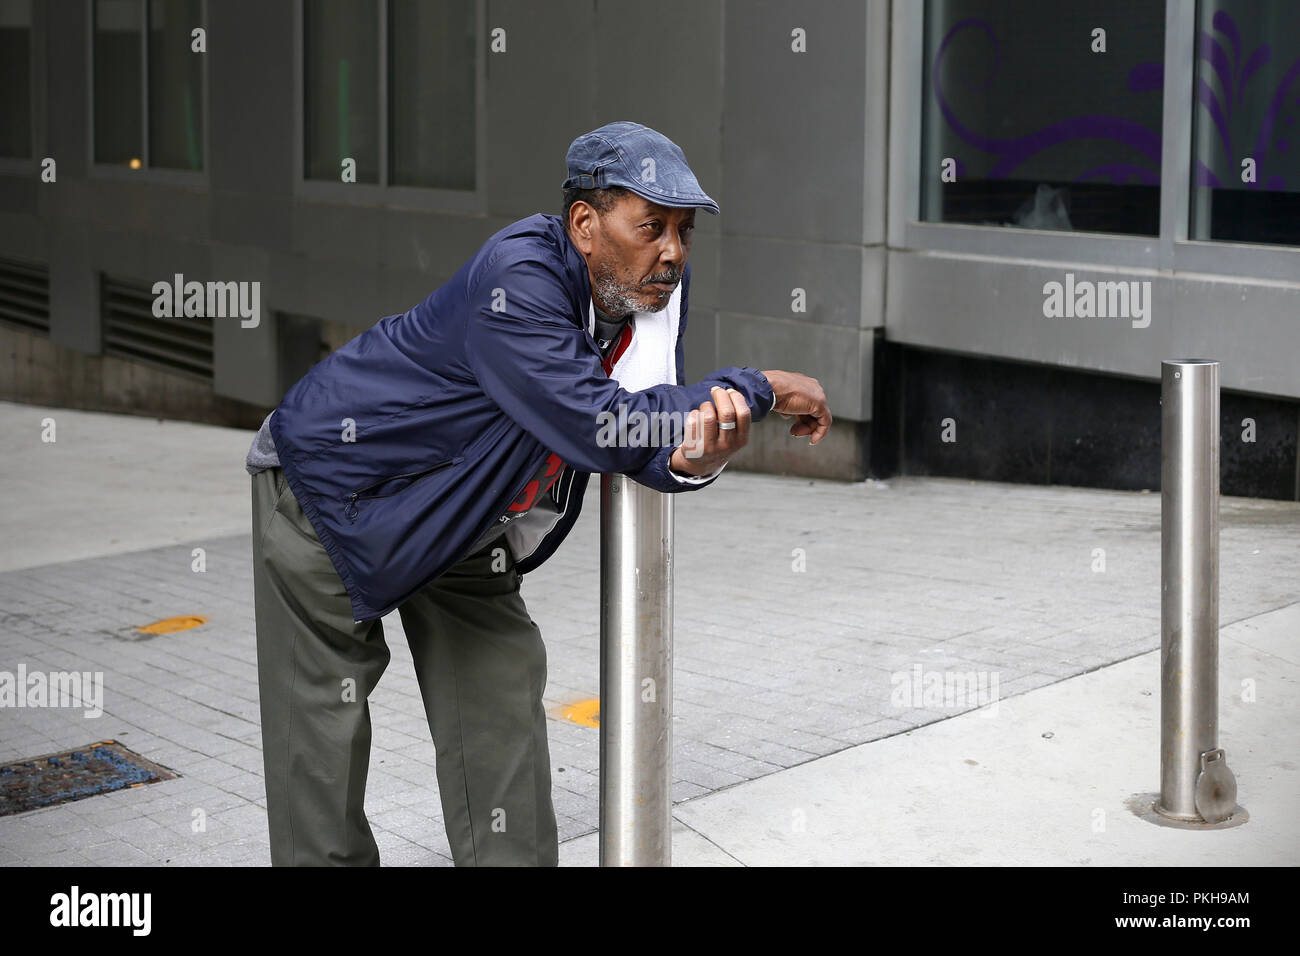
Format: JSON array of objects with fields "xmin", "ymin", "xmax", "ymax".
[{"xmin": 246, "ymin": 121, "xmax": 831, "ymax": 866}]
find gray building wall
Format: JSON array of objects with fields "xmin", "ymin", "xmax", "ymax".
[{"xmin": 1, "ymin": 0, "xmax": 1296, "ymax": 491}]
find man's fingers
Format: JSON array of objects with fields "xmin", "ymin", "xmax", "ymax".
[
  {"xmin": 684, "ymin": 400, "xmax": 716, "ymax": 458},
  {"xmin": 789, "ymin": 417, "xmax": 817, "ymax": 439},
  {"xmin": 725, "ymin": 388, "xmax": 751, "ymax": 446},
  {"xmin": 682, "ymin": 408, "xmax": 701, "ymax": 458},
  {"xmin": 805, "ymin": 405, "xmax": 833, "ymax": 445},
  {"xmin": 815, "ymin": 401, "xmax": 833, "ymax": 443},
  {"xmin": 698, "ymin": 396, "xmax": 718, "ymax": 448},
  {"xmin": 710, "ymin": 386, "xmax": 738, "ymax": 447},
  {"xmin": 682, "ymin": 389, "xmax": 760, "ymax": 463},
  {"xmin": 789, "ymin": 406, "xmax": 832, "ymax": 444}
]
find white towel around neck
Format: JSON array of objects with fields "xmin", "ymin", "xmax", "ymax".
[{"xmin": 588, "ymin": 282, "xmax": 680, "ymax": 390}]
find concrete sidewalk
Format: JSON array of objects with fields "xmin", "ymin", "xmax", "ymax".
[{"xmin": 0, "ymin": 401, "xmax": 1296, "ymax": 866}]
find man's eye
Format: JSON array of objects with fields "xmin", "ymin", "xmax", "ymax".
[{"xmin": 642, "ymin": 221, "xmax": 692, "ymax": 236}]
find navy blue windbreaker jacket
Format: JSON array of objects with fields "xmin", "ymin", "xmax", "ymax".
[{"xmin": 270, "ymin": 213, "xmax": 776, "ymax": 622}]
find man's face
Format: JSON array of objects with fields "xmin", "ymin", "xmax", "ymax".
[{"xmin": 570, "ymin": 194, "xmax": 696, "ymax": 316}]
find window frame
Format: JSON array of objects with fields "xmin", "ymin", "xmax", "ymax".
[
  {"xmin": 888, "ymin": 0, "xmax": 1300, "ymax": 281},
  {"xmin": 85, "ymin": 0, "xmax": 211, "ymax": 185},
  {"xmin": 292, "ymin": 0, "xmax": 486, "ymax": 213},
  {"xmin": 0, "ymin": 0, "xmax": 44, "ymax": 173}
]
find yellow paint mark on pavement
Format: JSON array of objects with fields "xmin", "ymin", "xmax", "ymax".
[
  {"xmin": 137, "ymin": 615, "xmax": 208, "ymax": 634},
  {"xmin": 559, "ymin": 698, "xmax": 600, "ymax": 728}
]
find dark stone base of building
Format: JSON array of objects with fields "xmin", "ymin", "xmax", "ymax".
[{"xmin": 868, "ymin": 341, "xmax": 1299, "ymax": 502}]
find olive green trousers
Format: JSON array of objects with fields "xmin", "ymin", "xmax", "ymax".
[{"xmin": 251, "ymin": 465, "xmax": 558, "ymax": 866}]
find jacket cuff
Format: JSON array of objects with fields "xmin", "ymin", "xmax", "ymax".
[
  {"xmin": 668, "ymin": 458, "xmax": 727, "ymax": 485},
  {"xmin": 739, "ymin": 367, "xmax": 777, "ymax": 419},
  {"xmin": 693, "ymin": 366, "xmax": 775, "ymax": 424},
  {"xmin": 625, "ymin": 442, "xmax": 721, "ymax": 493}
]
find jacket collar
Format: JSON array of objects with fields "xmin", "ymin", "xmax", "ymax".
[{"xmin": 553, "ymin": 216, "xmax": 602, "ymax": 359}]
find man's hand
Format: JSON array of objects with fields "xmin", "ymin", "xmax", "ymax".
[
  {"xmin": 666, "ymin": 372, "xmax": 833, "ymax": 478},
  {"xmin": 759, "ymin": 369, "xmax": 832, "ymax": 444},
  {"xmin": 668, "ymin": 386, "xmax": 751, "ymax": 477}
]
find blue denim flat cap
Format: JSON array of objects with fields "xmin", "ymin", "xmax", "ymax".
[{"xmin": 562, "ymin": 121, "xmax": 720, "ymax": 214}]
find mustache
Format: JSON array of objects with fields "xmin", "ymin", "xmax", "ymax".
[{"xmin": 645, "ymin": 271, "xmax": 681, "ymax": 285}]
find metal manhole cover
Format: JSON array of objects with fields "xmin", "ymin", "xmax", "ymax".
[{"xmin": 0, "ymin": 740, "xmax": 179, "ymax": 816}]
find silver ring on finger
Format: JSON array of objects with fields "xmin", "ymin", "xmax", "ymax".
[{"xmin": 717, "ymin": 420, "xmax": 737, "ymax": 431}]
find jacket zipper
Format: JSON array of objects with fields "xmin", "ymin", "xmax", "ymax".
[{"xmin": 344, "ymin": 456, "xmax": 462, "ymax": 520}]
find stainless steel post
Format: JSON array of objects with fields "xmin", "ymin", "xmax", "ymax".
[
  {"xmin": 598, "ymin": 473, "xmax": 673, "ymax": 865},
  {"xmin": 1157, "ymin": 359, "xmax": 1236, "ymax": 824}
]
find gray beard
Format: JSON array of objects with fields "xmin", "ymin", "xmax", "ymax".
[{"xmin": 591, "ymin": 268, "xmax": 643, "ymax": 318}]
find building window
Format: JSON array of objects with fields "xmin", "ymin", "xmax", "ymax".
[
  {"xmin": 388, "ymin": 0, "xmax": 475, "ymax": 189},
  {"xmin": 93, "ymin": 0, "xmax": 204, "ymax": 171},
  {"xmin": 303, "ymin": 0, "xmax": 379, "ymax": 182},
  {"xmin": 1189, "ymin": 0, "xmax": 1300, "ymax": 247},
  {"xmin": 303, "ymin": 0, "xmax": 476, "ymax": 190},
  {"xmin": 93, "ymin": 0, "xmax": 141, "ymax": 166},
  {"xmin": 0, "ymin": 0, "xmax": 32, "ymax": 159},
  {"xmin": 147, "ymin": 0, "xmax": 204, "ymax": 169},
  {"xmin": 920, "ymin": 0, "xmax": 1166, "ymax": 236}
]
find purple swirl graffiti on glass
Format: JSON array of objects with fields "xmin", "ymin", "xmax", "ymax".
[
  {"xmin": 1195, "ymin": 9, "xmax": 1299, "ymax": 190},
  {"xmin": 932, "ymin": 12, "xmax": 1299, "ymax": 191},
  {"xmin": 932, "ymin": 18, "xmax": 1161, "ymax": 186}
]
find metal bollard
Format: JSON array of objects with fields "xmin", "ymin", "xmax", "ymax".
[
  {"xmin": 598, "ymin": 473, "xmax": 674, "ymax": 865},
  {"xmin": 1157, "ymin": 359, "xmax": 1238, "ymax": 825}
]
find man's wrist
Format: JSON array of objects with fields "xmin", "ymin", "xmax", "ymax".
[
  {"xmin": 670, "ymin": 459, "xmax": 726, "ymax": 484},
  {"xmin": 669, "ymin": 446, "xmax": 704, "ymax": 477}
]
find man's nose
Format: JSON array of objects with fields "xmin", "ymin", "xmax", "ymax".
[{"xmin": 660, "ymin": 228, "xmax": 686, "ymax": 268}]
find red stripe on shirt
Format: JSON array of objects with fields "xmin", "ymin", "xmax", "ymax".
[{"xmin": 601, "ymin": 321, "xmax": 634, "ymax": 376}]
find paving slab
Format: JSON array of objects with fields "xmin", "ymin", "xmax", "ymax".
[{"xmin": 669, "ymin": 602, "xmax": 1299, "ymax": 865}]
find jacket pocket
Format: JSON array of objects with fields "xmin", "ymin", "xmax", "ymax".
[{"xmin": 343, "ymin": 456, "xmax": 463, "ymax": 521}]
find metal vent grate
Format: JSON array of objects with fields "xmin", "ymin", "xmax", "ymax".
[
  {"xmin": 0, "ymin": 256, "xmax": 51, "ymax": 334},
  {"xmin": 0, "ymin": 740, "xmax": 179, "ymax": 816},
  {"xmin": 101, "ymin": 273, "xmax": 214, "ymax": 381}
]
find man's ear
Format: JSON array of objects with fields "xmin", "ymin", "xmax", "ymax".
[{"xmin": 568, "ymin": 202, "xmax": 599, "ymax": 256}]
